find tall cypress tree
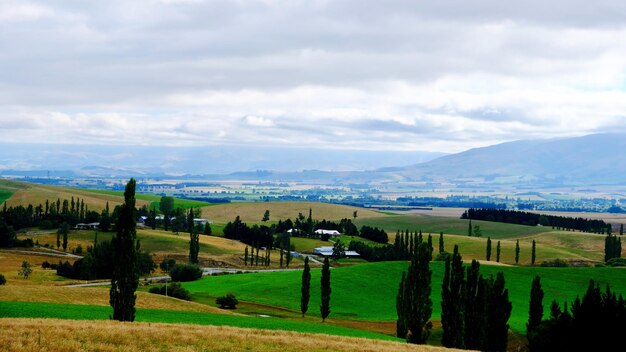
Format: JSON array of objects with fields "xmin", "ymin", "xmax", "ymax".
[
  {"xmin": 320, "ymin": 256, "xmax": 331, "ymax": 322},
  {"xmin": 406, "ymin": 242, "xmax": 433, "ymax": 344},
  {"xmin": 531, "ymin": 240, "xmax": 536, "ymax": 265},
  {"xmin": 464, "ymin": 260, "xmax": 482, "ymax": 350},
  {"xmin": 396, "ymin": 271, "xmax": 408, "ymax": 338},
  {"xmin": 110, "ymin": 178, "xmax": 140, "ymax": 322},
  {"xmin": 441, "ymin": 245, "xmax": 465, "ymax": 348},
  {"xmin": 301, "ymin": 256, "xmax": 311, "ymax": 317},
  {"xmin": 620, "ymin": 224, "xmax": 624, "ymax": 236},
  {"xmin": 468, "ymin": 219, "xmax": 473, "ymax": 237},
  {"xmin": 244, "ymin": 246, "xmax": 248, "ymax": 266},
  {"xmin": 496, "ymin": 241, "xmax": 501, "ymax": 262},
  {"xmin": 189, "ymin": 208, "xmax": 200, "ymax": 264},
  {"xmin": 484, "ymin": 272, "xmax": 512, "ymax": 352},
  {"xmin": 515, "ymin": 240, "xmax": 520, "ymax": 264},
  {"xmin": 486, "ymin": 237, "xmax": 492, "ymax": 261},
  {"xmin": 527, "ymin": 275, "xmax": 544, "ymax": 337}
]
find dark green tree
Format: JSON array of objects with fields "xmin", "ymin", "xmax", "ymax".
[
  {"xmin": 486, "ymin": 237, "xmax": 492, "ymax": 261},
  {"xmin": 464, "ymin": 260, "xmax": 483, "ymax": 350},
  {"xmin": 531, "ymin": 240, "xmax": 536, "ymax": 265},
  {"xmin": 188, "ymin": 209, "xmax": 200, "ymax": 264},
  {"xmin": 468, "ymin": 219, "xmax": 473, "ymax": 237},
  {"xmin": 301, "ymin": 256, "xmax": 311, "ymax": 317},
  {"xmin": 396, "ymin": 271, "xmax": 408, "ymax": 338},
  {"xmin": 244, "ymin": 246, "xmax": 248, "ymax": 266},
  {"xmin": 110, "ymin": 178, "xmax": 140, "ymax": 322},
  {"xmin": 332, "ymin": 239, "xmax": 345, "ymax": 260},
  {"xmin": 527, "ymin": 275, "xmax": 544, "ymax": 337},
  {"xmin": 262, "ymin": 210, "xmax": 270, "ymax": 222},
  {"xmin": 58, "ymin": 222, "xmax": 69, "ymax": 251},
  {"xmin": 484, "ymin": 272, "xmax": 512, "ymax": 352},
  {"xmin": 159, "ymin": 196, "xmax": 174, "ymax": 231},
  {"xmin": 203, "ymin": 222, "xmax": 212, "ymax": 235},
  {"xmin": 496, "ymin": 241, "xmax": 501, "ymax": 262},
  {"xmin": 320, "ymin": 256, "xmax": 331, "ymax": 322},
  {"xmin": 441, "ymin": 245, "xmax": 465, "ymax": 348},
  {"xmin": 406, "ymin": 242, "xmax": 433, "ymax": 344},
  {"xmin": 620, "ymin": 224, "xmax": 624, "ymax": 236},
  {"xmin": 604, "ymin": 234, "xmax": 622, "ymax": 262},
  {"xmin": 515, "ymin": 240, "xmax": 520, "ymax": 264},
  {"xmin": 100, "ymin": 202, "xmax": 111, "ymax": 231}
]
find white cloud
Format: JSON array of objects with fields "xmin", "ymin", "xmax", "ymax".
[{"xmin": 0, "ymin": 0, "xmax": 625, "ymax": 153}]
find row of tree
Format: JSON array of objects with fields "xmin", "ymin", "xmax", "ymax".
[{"xmin": 462, "ymin": 208, "xmax": 611, "ymax": 233}]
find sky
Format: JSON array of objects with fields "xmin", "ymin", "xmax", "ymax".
[{"xmin": 2, "ymin": 0, "xmax": 626, "ymax": 154}]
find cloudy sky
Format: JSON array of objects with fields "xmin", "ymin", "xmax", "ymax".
[{"xmin": 2, "ymin": 0, "xmax": 626, "ymax": 153}]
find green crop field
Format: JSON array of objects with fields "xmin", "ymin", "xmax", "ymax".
[
  {"xmin": 182, "ymin": 261, "xmax": 626, "ymax": 333},
  {"xmin": 355, "ymin": 215, "xmax": 550, "ymax": 239},
  {"xmin": 0, "ymin": 301, "xmax": 397, "ymax": 341}
]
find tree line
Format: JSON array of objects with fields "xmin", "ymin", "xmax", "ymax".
[{"xmin": 462, "ymin": 208, "xmax": 611, "ymax": 233}]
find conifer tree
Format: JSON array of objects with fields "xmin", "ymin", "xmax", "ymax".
[
  {"xmin": 486, "ymin": 237, "xmax": 492, "ymax": 261},
  {"xmin": 301, "ymin": 256, "xmax": 311, "ymax": 317},
  {"xmin": 405, "ymin": 242, "xmax": 433, "ymax": 344},
  {"xmin": 515, "ymin": 240, "xmax": 520, "ymax": 264},
  {"xmin": 320, "ymin": 257, "xmax": 331, "ymax": 322},
  {"xmin": 244, "ymin": 246, "xmax": 248, "ymax": 266},
  {"xmin": 531, "ymin": 240, "xmax": 536, "ymax": 265},
  {"xmin": 620, "ymin": 224, "xmax": 624, "ymax": 236},
  {"xmin": 203, "ymin": 222, "xmax": 211, "ymax": 235},
  {"xmin": 468, "ymin": 219, "xmax": 473, "ymax": 237},
  {"xmin": 441, "ymin": 245, "xmax": 465, "ymax": 348},
  {"xmin": 396, "ymin": 271, "xmax": 408, "ymax": 338},
  {"xmin": 496, "ymin": 241, "xmax": 501, "ymax": 262},
  {"xmin": 484, "ymin": 272, "xmax": 512, "ymax": 352},
  {"xmin": 527, "ymin": 275, "xmax": 544, "ymax": 337},
  {"xmin": 110, "ymin": 178, "xmax": 140, "ymax": 322},
  {"xmin": 464, "ymin": 260, "xmax": 482, "ymax": 350}
]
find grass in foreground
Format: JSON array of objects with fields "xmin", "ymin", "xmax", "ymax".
[
  {"xmin": 1, "ymin": 318, "xmax": 458, "ymax": 352},
  {"xmin": 0, "ymin": 301, "xmax": 397, "ymax": 341}
]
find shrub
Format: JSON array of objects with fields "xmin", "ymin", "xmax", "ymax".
[
  {"xmin": 0, "ymin": 274, "xmax": 6, "ymax": 285},
  {"xmin": 41, "ymin": 261, "xmax": 51, "ymax": 269},
  {"xmin": 148, "ymin": 282, "xmax": 191, "ymax": 301},
  {"xmin": 540, "ymin": 259, "xmax": 569, "ymax": 267},
  {"xmin": 14, "ymin": 238, "xmax": 34, "ymax": 248},
  {"xmin": 606, "ymin": 258, "xmax": 626, "ymax": 267},
  {"xmin": 434, "ymin": 251, "xmax": 451, "ymax": 261},
  {"xmin": 216, "ymin": 293, "xmax": 238, "ymax": 309},
  {"xmin": 169, "ymin": 264, "xmax": 203, "ymax": 282},
  {"xmin": 159, "ymin": 258, "xmax": 177, "ymax": 272}
]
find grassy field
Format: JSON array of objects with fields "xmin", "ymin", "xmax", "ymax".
[
  {"xmin": 0, "ymin": 318, "xmax": 459, "ymax": 352},
  {"xmin": 182, "ymin": 260, "xmax": 626, "ymax": 333},
  {"xmin": 355, "ymin": 215, "xmax": 551, "ymax": 239},
  {"xmin": 200, "ymin": 201, "xmax": 384, "ymax": 224},
  {"xmin": 0, "ymin": 285, "xmax": 225, "ymax": 313},
  {"xmin": 0, "ymin": 301, "xmax": 398, "ymax": 342},
  {"xmin": 2, "ymin": 181, "xmax": 152, "ymax": 211},
  {"xmin": 81, "ymin": 188, "xmax": 212, "ymax": 210}
]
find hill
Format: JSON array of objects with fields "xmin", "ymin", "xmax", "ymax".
[{"xmin": 390, "ymin": 133, "xmax": 626, "ymax": 186}]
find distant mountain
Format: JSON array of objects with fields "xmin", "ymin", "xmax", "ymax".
[
  {"xmin": 390, "ymin": 134, "xmax": 626, "ymax": 186},
  {"xmin": 0, "ymin": 144, "xmax": 445, "ymax": 175}
]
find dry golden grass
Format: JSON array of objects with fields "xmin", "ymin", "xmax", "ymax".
[
  {"xmin": 201, "ymin": 201, "xmax": 384, "ymax": 224},
  {"xmin": 0, "ymin": 318, "xmax": 465, "ymax": 352},
  {"xmin": 0, "ymin": 285, "xmax": 229, "ymax": 314},
  {"xmin": 5, "ymin": 182, "xmax": 150, "ymax": 211},
  {"xmin": 0, "ymin": 251, "xmax": 77, "ymax": 286}
]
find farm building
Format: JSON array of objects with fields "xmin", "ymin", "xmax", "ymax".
[
  {"xmin": 75, "ymin": 222, "xmax": 100, "ymax": 230},
  {"xmin": 314, "ymin": 229, "xmax": 341, "ymax": 237},
  {"xmin": 313, "ymin": 246, "xmax": 360, "ymax": 257}
]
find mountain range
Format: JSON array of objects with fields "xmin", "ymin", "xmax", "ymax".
[{"xmin": 1, "ymin": 134, "xmax": 625, "ymax": 188}]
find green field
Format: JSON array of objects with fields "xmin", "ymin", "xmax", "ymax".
[
  {"xmin": 182, "ymin": 261, "xmax": 626, "ymax": 333},
  {"xmin": 0, "ymin": 189, "xmax": 13, "ymax": 204},
  {"xmin": 0, "ymin": 301, "xmax": 397, "ymax": 341},
  {"xmin": 355, "ymin": 215, "xmax": 550, "ymax": 239},
  {"xmin": 80, "ymin": 189, "xmax": 212, "ymax": 210}
]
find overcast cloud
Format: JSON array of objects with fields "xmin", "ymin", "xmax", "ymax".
[{"xmin": 1, "ymin": 0, "xmax": 626, "ymax": 153}]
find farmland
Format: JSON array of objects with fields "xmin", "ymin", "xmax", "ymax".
[{"xmin": 2, "ymin": 181, "xmax": 626, "ymax": 351}]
